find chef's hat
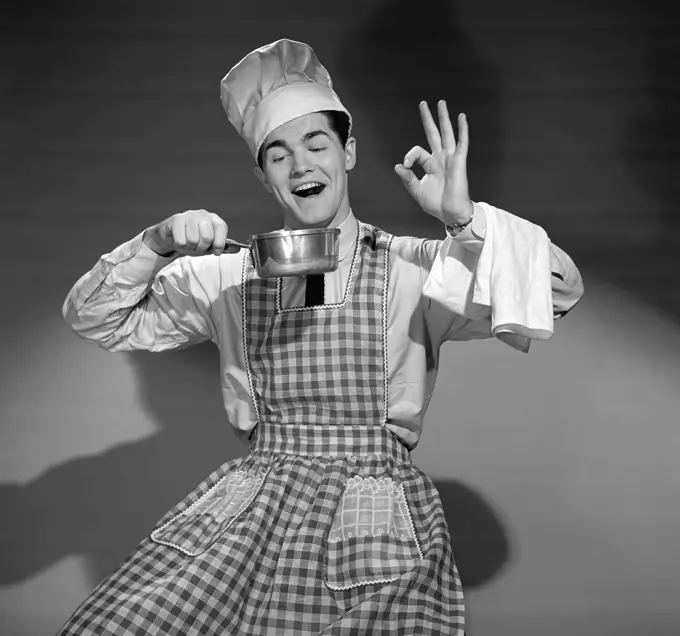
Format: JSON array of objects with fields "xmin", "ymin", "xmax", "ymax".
[{"xmin": 220, "ymin": 39, "xmax": 352, "ymax": 161}]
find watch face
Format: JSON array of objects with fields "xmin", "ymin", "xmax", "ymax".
[
  {"xmin": 447, "ymin": 223, "xmax": 466, "ymax": 237},
  {"xmin": 448, "ymin": 215, "xmax": 474, "ymax": 237}
]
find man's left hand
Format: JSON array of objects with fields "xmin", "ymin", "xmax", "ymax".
[{"xmin": 394, "ymin": 100, "xmax": 473, "ymax": 226}]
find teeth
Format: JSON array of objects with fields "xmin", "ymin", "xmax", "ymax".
[{"xmin": 293, "ymin": 182, "xmax": 324, "ymax": 193}]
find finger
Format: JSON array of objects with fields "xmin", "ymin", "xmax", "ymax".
[
  {"xmin": 419, "ymin": 101, "xmax": 442, "ymax": 153},
  {"xmin": 196, "ymin": 218, "xmax": 215, "ymax": 252},
  {"xmin": 403, "ymin": 146, "xmax": 432, "ymax": 172},
  {"xmin": 438, "ymin": 100, "xmax": 456, "ymax": 151},
  {"xmin": 394, "ymin": 164, "xmax": 419, "ymax": 195},
  {"xmin": 171, "ymin": 217, "xmax": 187, "ymax": 250},
  {"xmin": 211, "ymin": 214, "xmax": 228, "ymax": 254},
  {"xmin": 184, "ymin": 218, "xmax": 201, "ymax": 250},
  {"xmin": 456, "ymin": 113, "xmax": 469, "ymax": 158}
]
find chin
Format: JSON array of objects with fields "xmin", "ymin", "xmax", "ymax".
[{"xmin": 288, "ymin": 206, "xmax": 337, "ymax": 229}]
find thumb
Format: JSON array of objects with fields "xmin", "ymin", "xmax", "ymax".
[{"xmin": 394, "ymin": 164, "xmax": 419, "ymax": 195}]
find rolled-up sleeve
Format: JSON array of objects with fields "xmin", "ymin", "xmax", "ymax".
[
  {"xmin": 548, "ymin": 243, "xmax": 584, "ymax": 320},
  {"xmin": 62, "ymin": 231, "xmax": 223, "ymax": 352}
]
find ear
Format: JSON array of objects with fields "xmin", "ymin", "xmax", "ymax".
[
  {"xmin": 253, "ymin": 166, "xmax": 274, "ymax": 194},
  {"xmin": 344, "ymin": 137, "xmax": 357, "ymax": 172}
]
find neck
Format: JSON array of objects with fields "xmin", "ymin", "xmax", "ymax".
[
  {"xmin": 326, "ymin": 205, "xmax": 351, "ymax": 229},
  {"xmin": 285, "ymin": 202, "xmax": 351, "ymax": 231}
]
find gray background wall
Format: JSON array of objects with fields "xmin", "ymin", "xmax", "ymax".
[{"xmin": 1, "ymin": 1, "xmax": 679, "ymax": 634}]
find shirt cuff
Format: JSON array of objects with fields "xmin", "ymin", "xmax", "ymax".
[{"xmin": 108, "ymin": 229, "xmax": 179, "ymax": 287}]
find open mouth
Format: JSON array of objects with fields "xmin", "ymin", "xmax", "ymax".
[{"xmin": 292, "ymin": 182, "xmax": 326, "ymax": 198}]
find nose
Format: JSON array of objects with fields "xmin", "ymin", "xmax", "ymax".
[{"xmin": 290, "ymin": 148, "xmax": 313, "ymax": 177}]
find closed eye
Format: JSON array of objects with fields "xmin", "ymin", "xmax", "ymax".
[{"xmin": 310, "ymin": 147, "xmax": 326, "ymax": 153}]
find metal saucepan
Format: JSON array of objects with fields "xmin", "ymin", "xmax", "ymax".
[{"xmin": 224, "ymin": 227, "xmax": 341, "ymax": 278}]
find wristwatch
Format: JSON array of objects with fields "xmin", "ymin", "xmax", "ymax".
[{"xmin": 445, "ymin": 205, "xmax": 475, "ymax": 237}]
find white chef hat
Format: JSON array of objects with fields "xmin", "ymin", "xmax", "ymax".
[{"xmin": 220, "ymin": 39, "xmax": 352, "ymax": 162}]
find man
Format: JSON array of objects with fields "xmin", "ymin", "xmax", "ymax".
[{"xmin": 59, "ymin": 39, "xmax": 583, "ymax": 635}]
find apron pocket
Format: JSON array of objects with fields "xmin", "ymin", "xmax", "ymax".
[
  {"xmin": 150, "ymin": 467, "xmax": 269, "ymax": 556},
  {"xmin": 324, "ymin": 476, "xmax": 423, "ymax": 590}
]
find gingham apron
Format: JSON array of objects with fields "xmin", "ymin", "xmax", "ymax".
[{"xmin": 57, "ymin": 222, "xmax": 465, "ymax": 635}]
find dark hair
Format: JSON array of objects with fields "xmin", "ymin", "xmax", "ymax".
[
  {"xmin": 257, "ymin": 110, "xmax": 351, "ymax": 169},
  {"xmin": 321, "ymin": 110, "xmax": 351, "ymax": 147}
]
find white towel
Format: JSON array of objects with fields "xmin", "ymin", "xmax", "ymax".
[{"xmin": 423, "ymin": 202, "xmax": 554, "ymax": 353}]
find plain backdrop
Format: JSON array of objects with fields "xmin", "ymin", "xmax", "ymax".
[{"xmin": 1, "ymin": 1, "xmax": 679, "ymax": 634}]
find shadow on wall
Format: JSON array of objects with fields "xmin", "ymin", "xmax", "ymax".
[
  {"xmin": 0, "ymin": 341, "xmax": 509, "ymax": 591},
  {"xmin": 436, "ymin": 479, "xmax": 511, "ymax": 587},
  {"xmin": 335, "ymin": 0, "xmax": 503, "ymax": 235},
  {"xmin": 0, "ymin": 344, "xmax": 242, "ymax": 586}
]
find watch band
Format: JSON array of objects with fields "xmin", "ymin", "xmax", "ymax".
[{"xmin": 445, "ymin": 205, "xmax": 475, "ymax": 237}]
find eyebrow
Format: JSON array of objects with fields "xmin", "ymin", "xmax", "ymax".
[{"xmin": 263, "ymin": 130, "xmax": 331, "ymax": 155}]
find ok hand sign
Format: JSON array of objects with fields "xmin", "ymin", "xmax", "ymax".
[{"xmin": 394, "ymin": 101, "xmax": 474, "ymax": 227}]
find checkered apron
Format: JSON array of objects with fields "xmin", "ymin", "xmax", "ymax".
[{"xmin": 57, "ymin": 223, "xmax": 464, "ymax": 635}]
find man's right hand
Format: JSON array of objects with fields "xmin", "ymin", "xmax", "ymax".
[{"xmin": 143, "ymin": 209, "xmax": 232, "ymax": 257}]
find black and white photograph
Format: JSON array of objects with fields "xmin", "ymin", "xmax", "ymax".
[{"xmin": 1, "ymin": 1, "xmax": 678, "ymax": 634}]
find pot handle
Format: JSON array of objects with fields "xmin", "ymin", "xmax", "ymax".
[{"xmin": 224, "ymin": 238, "xmax": 251, "ymax": 250}]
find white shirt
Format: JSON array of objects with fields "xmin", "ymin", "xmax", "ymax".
[{"xmin": 62, "ymin": 203, "xmax": 583, "ymax": 448}]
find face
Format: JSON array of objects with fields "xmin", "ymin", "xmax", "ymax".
[{"xmin": 254, "ymin": 112, "xmax": 356, "ymax": 230}]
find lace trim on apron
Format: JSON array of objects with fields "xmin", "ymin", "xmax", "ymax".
[
  {"xmin": 241, "ymin": 247, "xmax": 262, "ymax": 426},
  {"xmin": 381, "ymin": 232, "xmax": 393, "ymax": 426},
  {"xmin": 275, "ymin": 219, "xmax": 362, "ymax": 313}
]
